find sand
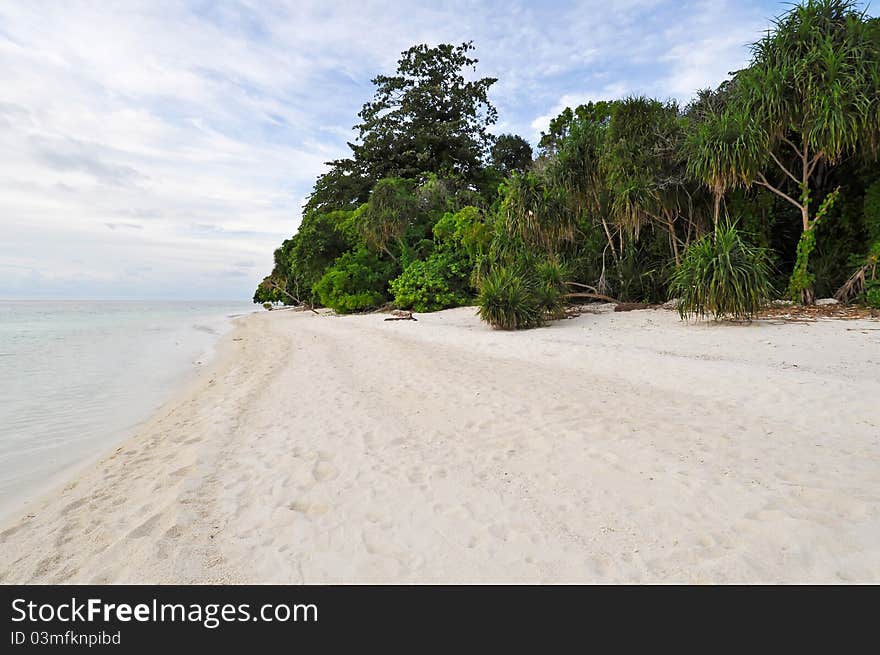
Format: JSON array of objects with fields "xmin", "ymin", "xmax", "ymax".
[{"xmin": 0, "ymin": 305, "xmax": 878, "ymax": 583}]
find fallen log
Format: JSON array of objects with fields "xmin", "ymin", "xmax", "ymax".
[
  {"xmin": 564, "ymin": 292, "xmax": 621, "ymax": 304},
  {"xmin": 384, "ymin": 311, "xmax": 417, "ymax": 322}
]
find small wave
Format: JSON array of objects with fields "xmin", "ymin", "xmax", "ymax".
[{"xmin": 192, "ymin": 324, "xmax": 218, "ymax": 335}]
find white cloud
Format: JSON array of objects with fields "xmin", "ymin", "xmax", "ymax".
[{"xmin": 0, "ymin": 0, "xmax": 782, "ymax": 299}]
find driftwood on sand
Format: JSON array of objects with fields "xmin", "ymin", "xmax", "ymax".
[{"xmin": 384, "ymin": 310, "xmax": 417, "ymax": 322}]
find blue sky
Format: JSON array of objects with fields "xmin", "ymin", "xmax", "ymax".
[{"xmin": 0, "ymin": 0, "xmax": 789, "ymax": 300}]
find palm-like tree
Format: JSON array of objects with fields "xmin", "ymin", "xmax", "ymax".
[
  {"xmin": 500, "ymin": 172, "xmax": 575, "ymax": 255},
  {"xmin": 602, "ymin": 97, "xmax": 690, "ymax": 266},
  {"xmin": 357, "ymin": 177, "xmax": 417, "ymax": 263},
  {"xmin": 730, "ymin": 0, "xmax": 880, "ymax": 302},
  {"xmin": 685, "ymin": 107, "xmax": 766, "ymax": 230}
]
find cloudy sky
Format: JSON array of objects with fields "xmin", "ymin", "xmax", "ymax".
[{"xmin": 0, "ymin": 0, "xmax": 785, "ymax": 300}]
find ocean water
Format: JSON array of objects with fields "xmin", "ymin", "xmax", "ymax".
[{"xmin": 0, "ymin": 300, "xmax": 256, "ymax": 521}]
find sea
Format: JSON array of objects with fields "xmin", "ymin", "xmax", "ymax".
[{"xmin": 0, "ymin": 300, "xmax": 256, "ymax": 521}]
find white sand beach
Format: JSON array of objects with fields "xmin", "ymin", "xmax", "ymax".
[{"xmin": 1, "ymin": 306, "xmax": 878, "ymax": 583}]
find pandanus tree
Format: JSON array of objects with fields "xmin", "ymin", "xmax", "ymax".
[
  {"xmin": 685, "ymin": 99, "xmax": 767, "ymax": 230},
  {"xmin": 499, "ymin": 171, "xmax": 576, "ymax": 256},
  {"xmin": 730, "ymin": 0, "xmax": 880, "ymax": 302},
  {"xmin": 551, "ymin": 102, "xmax": 619, "ymax": 263},
  {"xmin": 357, "ymin": 177, "xmax": 418, "ymax": 263},
  {"xmin": 602, "ymin": 97, "xmax": 690, "ymax": 266}
]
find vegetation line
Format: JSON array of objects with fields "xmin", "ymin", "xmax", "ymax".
[{"xmin": 256, "ymin": 0, "xmax": 880, "ymax": 328}]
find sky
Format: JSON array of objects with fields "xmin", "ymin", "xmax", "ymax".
[{"xmin": 0, "ymin": 0, "xmax": 788, "ymax": 300}]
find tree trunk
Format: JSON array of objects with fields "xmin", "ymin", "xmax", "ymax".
[
  {"xmin": 600, "ymin": 217, "xmax": 619, "ymax": 263},
  {"xmin": 665, "ymin": 217, "xmax": 680, "ymax": 267},
  {"xmin": 713, "ymin": 187, "xmax": 722, "ymax": 230}
]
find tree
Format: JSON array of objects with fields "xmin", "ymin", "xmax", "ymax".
[
  {"xmin": 602, "ymin": 97, "xmax": 690, "ymax": 266},
  {"xmin": 731, "ymin": 0, "xmax": 880, "ymax": 301},
  {"xmin": 357, "ymin": 178, "xmax": 419, "ymax": 263},
  {"xmin": 684, "ymin": 97, "xmax": 765, "ymax": 229},
  {"xmin": 499, "ymin": 171, "xmax": 575, "ymax": 255},
  {"xmin": 303, "ymin": 161, "xmax": 372, "ymax": 215},
  {"xmin": 351, "ymin": 42, "xmax": 498, "ymax": 183},
  {"xmin": 549, "ymin": 102, "xmax": 618, "ymax": 262},
  {"xmin": 287, "ymin": 210, "xmax": 358, "ymax": 302},
  {"xmin": 491, "ymin": 134, "xmax": 533, "ymax": 175}
]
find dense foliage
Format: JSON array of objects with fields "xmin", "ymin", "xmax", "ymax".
[
  {"xmin": 671, "ymin": 224, "xmax": 774, "ymax": 320},
  {"xmin": 258, "ymin": 1, "xmax": 879, "ymax": 328},
  {"xmin": 313, "ymin": 247, "xmax": 394, "ymax": 314}
]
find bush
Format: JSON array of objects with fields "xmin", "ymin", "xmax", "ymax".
[
  {"xmin": 390, "ymin": 252, "xmax": 471, "ymax": 312},
  {"xmin": 670, "ymin": 223, "xmax": 773, "ymax": 320},
  {"xmin": 313, "ymin": 248, "xmax": 393, "ymax": 314},
  {"xmin": 867, "ymin": 279, "xmax": 880, "ymax": 309},
  {"xmin": 477, "ymin": 266, "xmax": 542, "ymax": 330},
  {"xmin": 533, "ymin": 259, "xmax": 568, "ymax": 319}
]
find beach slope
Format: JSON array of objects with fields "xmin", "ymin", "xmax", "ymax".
[{"xmin": 1, "ymin": 306, "xmax": 878, "ymax": 583}]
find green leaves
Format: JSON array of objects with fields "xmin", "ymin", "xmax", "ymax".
[
  {"xmin": 313, "ymin": 248, "xmax": 394, "ymax": 314},
  {"xmin": 601, "ymin": 97, "xmax": 688, "ymax": 237},
  {"xmin": 476, "ymin": 259, "xmax": 568, "ymax": 330},
  {"xmin": 499, "ymin": 172, "xmax": 576, "ymax": 254},
  {"xmin": 353, "ymin": 42, "xmax": 498, "ymax": 184},
  {"xmin": 477, "ymin": 266, "xmax": 543, "ymax": 330},
  {"xmin": 739, "ymin": 0, "xmax": 879, "ymax": 163},
  {"xmin": 670, "ymin": 224, "xmax": 774, "ymax": 320},
  {"xmin": 685, "ymin": 107, "xmax": 768, "ymax": 196},
  {"xmin": 390, "ymin": 252, "xmax": 471, "ymax": 313},
  {"xmin": 358, "ymin": 178, "xmax": 418, "ymax": 257},
  {"xmin": 491, "ymin": 134, "xmax": 533, "ymax": 175}
]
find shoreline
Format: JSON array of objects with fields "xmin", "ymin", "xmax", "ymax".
[
  {"xmin": 0, "ymin": 306, "xmax": 249, "ymax": 525},
  {"xmin": 1, "ymin": 306, "xmax": 879, "ymax": 583}
]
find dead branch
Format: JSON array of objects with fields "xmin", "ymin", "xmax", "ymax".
[
  {"xmin": 265, "ymin": 280, "xmax": 320, "ymax": 314},
  {"xmin": 835, "ymin": 256, "xmax": 877, "ymax": 303},
  {"xmin": 564, "ymin": 292, "xmax": 621, "ymax": 304},
  {"xmin": 384, "ymin": 310, "xmax": 417, "ymax": 322}
]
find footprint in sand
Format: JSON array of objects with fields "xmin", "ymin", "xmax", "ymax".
[
  {"xmin": 288, "ymin": 500, "xmax": 329, "ymax": 517},
  {"xmin": 62, "ymin": 497, "xmax": 87, "ymax": 513},
  {"xmin": 128, "ymin": 513, "xmax": 162, "ymax": 538},
  {"xmin": 312, "ymin": 461, "xmax": 338, "ymax": 482}
]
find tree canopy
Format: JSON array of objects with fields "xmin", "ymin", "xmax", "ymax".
[{"xmin": 259, "ymin": 0, "xmax": 880, "ymax": 323}]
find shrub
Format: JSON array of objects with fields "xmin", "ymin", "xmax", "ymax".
[
  {"xmin": 533, "ymin": 259, "xmax": 568, "ymax": 319},
  {"xmin": 313, "ymin": 248, "xmax": 393, "ymax": 314},
  {"xmin": 390, "ymin": 252, "xmax": 471, "ymax": 312},
  {"xmin": 670, "ymin": 223, "xmax": 773, "ymax": 320},
  {"xmin": 867, "ymin": 279, "xmax": 880, "ymax": 309},
  {"xmin": 477, "ymin": 266, "xmax": 543, "ymax": 330}
]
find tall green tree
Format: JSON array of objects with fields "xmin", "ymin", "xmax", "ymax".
[
  {"xmin": 731, "ymin": 0, "xmax": 880, "ymax": 301},
  {"xmin": 352, "ymin": 42, "xmax": 498, "ymax": 184},
  {"xmin": 602, "ymin": 97, "xmax": 690, "ymax": 265},
  {"xmin": 499, "ymin": 171, "xmax": 575, "ymax": 256},
  {"xmin": 491, "ymin": 134, "xmax": 533, "ymax": 175},
  {"xmin": 357, "ymin": 178, "xmax": 419, "ymax": 263},
  {"xmin": 550, "ymin": 102, "xmax": 618, "ymax": 261},
  {"xmin": 685, "ymin": 99, "xmax": 765, "ymax": 229}
]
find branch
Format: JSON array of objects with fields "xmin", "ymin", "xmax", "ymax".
[
  {"xmin": 780, "ymin": 136, "xmax": 804, "ymax": 160},
  {"xmin": 755, "ymin": 173, "xmax": 803, "ymax": 211},
  {"xmin": 564, "ymin": 292, "xmax": 621, "ymax": 303},
  {"xmin": 265, "ymin": 280, "xmax": 320, "ymax": 314},
  {"xmin": 806, "ymin": 150, "xmax": 824, "ymax": 178},
  {"xmin": 565, "ymin": 281, "xmax": 599, "ymax": 292},
  {"xmin": 768, "ymin": 149, "xmax": 801, "ymax": 185}
]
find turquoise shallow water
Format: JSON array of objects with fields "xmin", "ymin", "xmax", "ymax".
[{"xmin": 0, "ymin": 300, "xmax": 255, "ymax": 520}]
